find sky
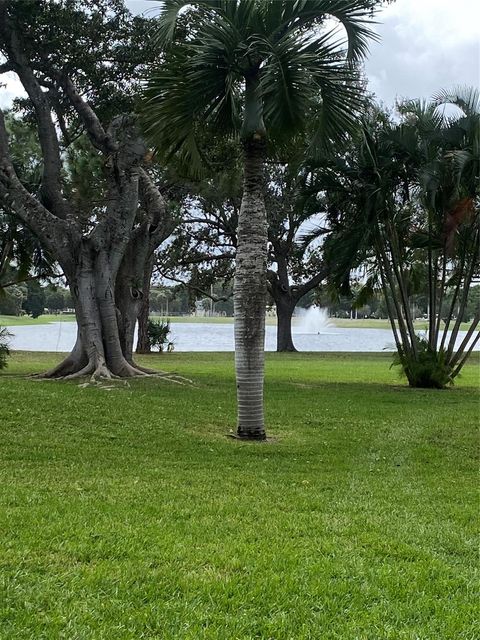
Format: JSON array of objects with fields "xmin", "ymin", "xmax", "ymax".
[{"xmin": 0, "ymin": 0, "xmax": 479, "ymax": 108}]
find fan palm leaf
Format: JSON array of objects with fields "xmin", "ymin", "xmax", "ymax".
[{"xmin": 142, "ymin": 0, "xmax": 379, "ymax": 172}]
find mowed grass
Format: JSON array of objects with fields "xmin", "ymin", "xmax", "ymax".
[{"xmin": 0, "ymin": 351, "xmax": 478, "ymax": 639}]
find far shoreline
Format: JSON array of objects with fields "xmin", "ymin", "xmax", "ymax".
[{"xmin": 0, "ymin": 313, "xmax": 471, "ymax": 331}]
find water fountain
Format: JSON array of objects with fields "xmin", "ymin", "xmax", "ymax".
[{"xmin": 296, "ymin": 306, "xmax": 333, "ymax": 334}]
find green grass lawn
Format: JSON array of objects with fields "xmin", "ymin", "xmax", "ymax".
[{"xmin": 0, "ymin": 352, "xmax": 478, "ymax": 639}]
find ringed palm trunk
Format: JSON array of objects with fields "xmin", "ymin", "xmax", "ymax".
[{"xmin": 234, "ymin": 136, "xmax": 268, "ymax": 439}]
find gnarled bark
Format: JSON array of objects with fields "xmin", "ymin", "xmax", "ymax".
[
  {"xmin": 1, "ymin": 110, "xmax": 174, "ymax": 380},
  {"xmin": 0, "ymin": 5, "xmax": 176, "ymax": 380}
]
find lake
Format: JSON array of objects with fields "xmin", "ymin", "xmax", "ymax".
[{"xmin": 6, "ymin": 320, "xmax": 477, "ymax": 353}]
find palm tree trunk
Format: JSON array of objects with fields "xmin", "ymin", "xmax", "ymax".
[
  {"xmin": 446, "ymin": 254, "xmax": 477, "ymax": 362},
  {"xmin": 234, "ymin": 136, "xmax": 267, "ymax": 440},
  {"xmin": 434, "ymin": 251, "xmax": 447, "ymax": 346},
  {"xmin": 376, "ymin": 238, "xmax": 413, "ymax": 357},
  {"xmin": 440, "ymin": 254, "xmax": 466, "ymax": 352}
]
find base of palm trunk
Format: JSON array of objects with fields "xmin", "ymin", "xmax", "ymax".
[{"xmin": 229, "ymin": 431, "xmax": 267, "ymax": 441}]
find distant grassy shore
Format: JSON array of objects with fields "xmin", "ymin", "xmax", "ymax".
[
  {"xmin": 0, "ymin": 351, "xmax": 478, "ymax": 639},
  {"xmin": 0, "ymin": 313, "xmax": 76, "ymax": 326},
  {"xmin": 1, "ymin": 313, "xmax": 472, "ymax": 331}
]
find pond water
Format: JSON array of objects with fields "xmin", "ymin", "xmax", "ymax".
[{"xmin": 6, "ymin": 320, "xmax": 477, "ymax": 353}]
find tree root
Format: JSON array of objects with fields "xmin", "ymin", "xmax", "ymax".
[
  {"xmin": 30, "ymin": 356, "xmax": 192, "ymax": 386},
  {"xmin": 30, "ymin": 356, "xmax": 87, "ymax": 379},
  {"xmin": 128, "ymin": 361, "xmax": 161, "ymax": 375}
]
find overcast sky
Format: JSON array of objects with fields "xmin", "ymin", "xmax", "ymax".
[{"xmin": 1, "ymin": 0, "xmax": 479, "ymax": 108}]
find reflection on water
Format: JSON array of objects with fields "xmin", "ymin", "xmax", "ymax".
[{"xmin": 6, "ymin": 321, "xmax": 478, "ymax": 353}]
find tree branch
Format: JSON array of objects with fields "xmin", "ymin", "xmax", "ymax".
[
  {"xmin": 1, "ymin": 270, "xmax": 63, "ymax": 289},
  {"xmin": 139, "ymin": 169, "xmax": 178, "ymax": 255},
  {"xmin": 156, "ymin": 268, "xmax": 231, "ymax": 302},
  {"xmin": 294, "ymin": 266, "xmax": 329, "ymax": 300},
  {"xmin": 0, "ymin": 108, "xmax": 73, "ymax": 262},
  {"xmin": 0, "ymin": 60, "xmax": 13, "ymax": 74},
  {"xmin": 56, "ymin": 72, "xmax": 115, "ymax": 154},
  {"xmin": 0, "ymin": 4, "xmax": 68, "ymax": 218}
]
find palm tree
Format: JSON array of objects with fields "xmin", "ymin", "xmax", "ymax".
[
  {"xmin": 322, "ymin": 88, "xmax": 480, "ymax": 387},
  {"xmin": 142, "ymin": 0, "xmax": 379, "ymax": 439}
]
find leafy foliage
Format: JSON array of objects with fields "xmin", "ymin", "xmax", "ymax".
[
  {"xmin": 147, "ymin": 319, "xmax": 174, "ymax": 352},
  {"xmin": 22, "ymin": 280, "xmax": 46, "ymax": 319},
  {"xmin": 0, "ymin": 114, "xmax": 56, "ymax": 290},
  {"xmin": 392, "ymin": 335, "xmax": 454, "ymax": 389},
  {"xmin": 5, "ymin": 0, "xmax": 162, "ymax": 125}
]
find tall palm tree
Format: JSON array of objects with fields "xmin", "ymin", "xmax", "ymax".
[{"xmin": 142, "ymin": 0, "xmax": 379, "ymax": 439}]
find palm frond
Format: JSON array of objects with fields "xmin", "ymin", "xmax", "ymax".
[
  {"xmin": 432, "ymin": 86, "xmax": 480, "ymax": 118},
  {"xmin": 143, "ymin": 0, "xmax": 378, "ymax": 171},
  {"xmin": 153, "ymin": 0, "xmax": 190, "ymax": 46},
  {"xmin": 309, "ymin": 63, "xmax": 365, "ymax": 153},
  {"xmin": 262, "ymin": 0, "xmax": 379, "ymax": 62}
]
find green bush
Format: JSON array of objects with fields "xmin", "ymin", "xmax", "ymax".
[
  {"xmin": 392, "ymin": 335, "xmax": 454, "ymax": 389},
  {"xmin": 0, "ymin": 327, "xmax": 11, "ymax": 370},
  {"xmin": 147, "ymin": 319, "xmax": 174, "ymax": 352}
]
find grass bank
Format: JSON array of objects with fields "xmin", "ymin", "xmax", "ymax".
[
  {"xmin": 1, "ymin": 313, "xmax": 472, "ymax": 331},
  {"xmin": 0, "ymin": 313, "xmax": 75, "ymax": 326},
  {"xmin": 0, "ymin": 352, "xmax": 478, "ymax": 639}
]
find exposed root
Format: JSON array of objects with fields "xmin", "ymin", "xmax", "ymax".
[
  {"xmin": 111, "ymin": 362, "xmax": 148, "ymax": 378},
  {"xmin": 29, "ymin": 357, "xmax": 193, "ymax": 386},
  {"xmin": 128, "ymin": 361, "xmax": 162, "ymax": 375},
  {"xmin": 30, "ymin": 356, "xmax": 87, "ymax": 379},
  {"xmin": 62, "ymin": 361, "xmax": 96, "ymax": 381},
  {"xmin": 118, "ymin": 360, "xmax": 190, "ymax": 383}
]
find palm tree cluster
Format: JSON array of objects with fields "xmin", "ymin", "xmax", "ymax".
[{"xmin": 322, "ymin": 88, "xmax": 479, "ymax": 387}]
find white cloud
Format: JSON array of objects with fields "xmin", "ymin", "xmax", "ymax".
[
  {"xmin": 364, "ymin": 0, "xmax": 480, "ymax": 106},
  {"xmin": 1, "ymin": 0, "xmax": 478, "ymax": 110}
]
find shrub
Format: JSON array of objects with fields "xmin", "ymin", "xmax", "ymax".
[
  {"xmin": 392, "ymin": 335, "xmax": 454, "ymax": 389},
  {"xmin": 147, "ymin": 319, "xmax": 174, "ymax": 352},
  {"xmin": 0, "ymin": 326, "xmax": 11, "ymax": 370}
]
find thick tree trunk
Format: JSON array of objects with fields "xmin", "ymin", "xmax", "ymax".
[
  {"xmin": 0, "ymin": 23, "xmax": 176, "ymax": 382},
  {"xmin": 268, "ymin": 256, "xmax": 298, "ymax": 352},
  {"xmin": 136, "ymin": 296, "xmax": 150, "ymax": 354},
  {"xmin": 136, "ymin": 254, "xmax": 154, "ymax": 354},
  {"xmin": 39, "ymin": 241, "xmax": 153, "ymax": 380},
  {"xmin": 234, "ymin": 137, "xmax": 267, "ymax": 440},
  {"xmin": 41, "ymin": 254, "xmax": 161, "ymax": 381},
  {"xmin": 275, "ymin": 297, "xmax": 297, "ymax": 352},
  {"xmin": 115, "ymin": 250, "xmax": 145, "ymax": 365}
]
